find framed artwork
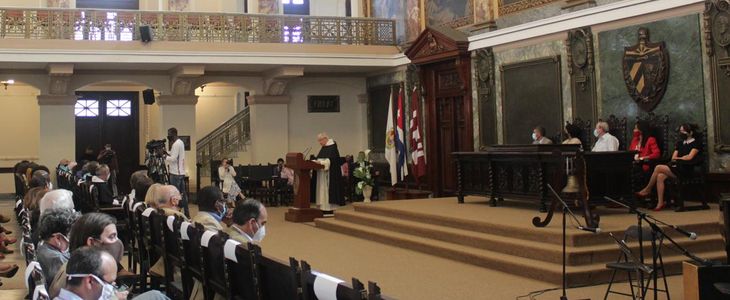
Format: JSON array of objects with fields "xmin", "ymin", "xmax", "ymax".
[
  {"xmin": 168, "ymin": 0, "xmax": 189, "ymax": 11},
  {"xmin": 179, "ymin": 136, "xmax": 191, "ymax": 151}
]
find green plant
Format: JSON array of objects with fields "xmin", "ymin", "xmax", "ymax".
[{"xmin": 353, "ymin": 150, "xmax": 373, "ymax": 195}]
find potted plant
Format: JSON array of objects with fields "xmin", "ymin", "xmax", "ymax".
[{"xmin": 353, "ymin": 150, "xmax": 374, "ymax": 202}]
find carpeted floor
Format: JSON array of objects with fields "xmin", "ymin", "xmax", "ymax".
[{"xmin": 0, "ymin": 197, "xmax": 699, "ymax": 299}]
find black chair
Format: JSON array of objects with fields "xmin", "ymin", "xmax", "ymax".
[
  {"xmin": 182, "ymin": 222, "xmax": 206, "ymax": 300},
  {"xmin": 158, "ymin": 210, "xmax": 186, "ymax": 298},
  {"xmin": 135, "ymin": 204, "xmax": 156, "ymax": 291},
  {"xmin": 25, "ymin": 261, "xmax": 49, "ymax": 300},
  {"xmin": 367, "ymin": 282, "xmax": 394, "ymax": 300},
  {"xmin": 258, "ymin": 256, "xmax": 301, "ymax": 300},
  {"xmin": 300, "ymin": 260, "xmax": 367, "ymax": 300},
  {"xmin": 200, "ymin": 229, "xmax": 230, "ymax": 300},
  {"xmin": 224, "ymin": 241, "xmax": 260, "ymax": 300},
  {"xmin": 604, "ymin": 226, "xmax": 668, "ymax": 300},
  {"xmin": 127, "ymin": 201, "xmax": 145, "ymax": 274}
]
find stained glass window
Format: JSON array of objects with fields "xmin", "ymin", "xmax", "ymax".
[
  {"xmin": 75, "ymin": 100, "xmax": 99, "ymax": 117},
  {"xmin": 106, "ymin": 100, "xmax": 132, "ymax": 116}
]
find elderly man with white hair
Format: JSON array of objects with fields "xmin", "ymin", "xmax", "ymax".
[
  {"xmin": 592, "ymin": 121, "xmax": 620, "ymax": 152},
  {"xmin": 39, "ymin": 189, "xmax": 75, "ymax": 214}
]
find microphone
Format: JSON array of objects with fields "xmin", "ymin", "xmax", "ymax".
[
  {"xmin": 578, "ymin": 226, "xmax": 602, "ymax": 233},
  {"xmin": 673, "ymin": 226, "xmax": 697, "ymax": 240}
]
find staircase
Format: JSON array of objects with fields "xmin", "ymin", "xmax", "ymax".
[
  {"xmin": 315, "ymin": 199, "xmax": 726, "ymax": 287},
  {"xmin": 196, "ymin": 107, "xmax": 251, "ymax": 176}
]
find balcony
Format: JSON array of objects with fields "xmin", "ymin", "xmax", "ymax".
[{"xmin": 0, "ymin": 7, "xmax": 396, "ymax": 46}]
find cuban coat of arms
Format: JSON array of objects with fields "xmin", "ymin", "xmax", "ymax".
[{"xmin": 622, "ymin": 27, "xmax": 670, "ymax": 112}]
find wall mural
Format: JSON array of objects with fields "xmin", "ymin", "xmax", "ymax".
[
  {"xmin": 47, "ymin": 0, "xmax": 70, "ymax": 8},
  {"xmin": 474, "ymin": 0, "xmax": 492, "ymax": 24},
  {"xmin": 371, "ymin": 0, "xmax": 406, "ymax": 44},
  {"xmin": 499, "ymin": 0, "xmax": 561, "ymax": 16},
  {"xmin": 259, "ymin": 0, "xmax": 280, "ymax": 14},
  {"xmin": 426, "ymin": 0, "xmax": 473, "ymax": 28},
  {"xmin": 406, "ymin": 0, "xmax": 422, "ymax": 42},
  {"xmin": 168, "ymin": 0, "xmax": 189, "ymax": 11}
]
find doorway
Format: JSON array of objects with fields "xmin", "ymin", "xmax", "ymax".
[{"xmin": 75, "ymin": 91, "xmax": 140, "ymax": 194}]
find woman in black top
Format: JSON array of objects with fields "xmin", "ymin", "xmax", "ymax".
[{"xmin": 635, "ymin": 124, "xmax": 701, "ymax": 211}]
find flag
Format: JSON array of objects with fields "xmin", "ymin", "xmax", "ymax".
[
  {"xmin": 409, "ymin": 86, "xmax": 426, "ymax": 181},
  {"xmin": 395, "ymin": 86, "xmax": 409, "ymax": 182},
  {"xmin": 384, "ymin": 87, "xmax": 398, "ymax": 186}
]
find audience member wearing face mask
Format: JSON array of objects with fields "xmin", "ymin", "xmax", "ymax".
[
  {"xmin": 226, "ymin": 199, "xmax": 268, "ymax": 244},
  {"xmin": 36, "ymin": 208, "xmax": 80, "ymax": 286}
]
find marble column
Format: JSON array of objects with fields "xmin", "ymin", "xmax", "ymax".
[
  {"xmin": 37, "ymin": 94, "xmax": 77, "ymax": 172},
  {"xmin": 248, "ymin": 95, "xmax": 290, "ymax": 164},
  {"xmin": 156, "ymin": 95, "xmax": 198, "ymax": 186}
]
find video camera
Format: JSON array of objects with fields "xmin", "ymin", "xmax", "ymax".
[{"xmin": 145, "ymin": 139, "xmax": 167, "ymax": 157}]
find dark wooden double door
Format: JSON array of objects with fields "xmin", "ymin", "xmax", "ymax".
[
  {"xmin": 424, "ymin": 62, "xmax": 473, "ymax": 196},
  {"xmin": 75, "ymin": 91, "xmax": 139, "ymax": 194}
]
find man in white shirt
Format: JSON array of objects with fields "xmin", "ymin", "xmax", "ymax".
[
  {"xmin": 56, "ymin": 247, "xmax": 118, "ymax": 300},
  {"xmin": 164, "ymin": 127, "xmax": 189, "ymax": 217},
  {"xmin": 592, "ymin": 121, "xmax": 620, "ymax": 152},
  {"xmin": 531, "ymin": 126, "xmax": 554, "ymax": 145}
]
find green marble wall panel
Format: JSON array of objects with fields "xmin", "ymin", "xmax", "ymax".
[{"xmin": 597, "ymin": 14, "xmax": 705, "ymax": 152}]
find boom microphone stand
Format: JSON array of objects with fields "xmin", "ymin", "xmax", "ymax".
[
  {"xmin": 605, "ymin": 197, "xmax": 717, "ymax": 299},
  {"xmin": 546, "ymin": 184, "xmax": 601, "ymax": 300}
]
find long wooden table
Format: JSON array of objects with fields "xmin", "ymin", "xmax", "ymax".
[{"xmin": 453, "ymin": 145, "xmax": 636, "ymax": 227}]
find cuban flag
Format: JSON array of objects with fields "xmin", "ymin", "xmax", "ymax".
[
  {"xmin": 385, "ymin": 88, "xmax": 398, "ymax": 185},
  {"xmin": 395, "ymin": 86, "xmax": 409, "ymax": 182}
]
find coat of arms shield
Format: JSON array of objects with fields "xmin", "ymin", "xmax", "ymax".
[{"xmin": 622, "ymin": 28, "xmax": 670, "ymax": 112}]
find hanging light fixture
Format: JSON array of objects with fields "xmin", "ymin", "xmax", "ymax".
[{"xmin": 1, "ymin": 79, "xmax": 15, "ymax": 90}]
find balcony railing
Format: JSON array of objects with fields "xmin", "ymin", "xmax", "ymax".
[
  {"xmin": 197, "ymin": 106, "xmax": 250, "ymax": 176},
  {"xmin": 0, "ymin": 7, "xmax": 396, "ymax": 45}
]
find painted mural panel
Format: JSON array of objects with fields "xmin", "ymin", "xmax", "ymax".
[
  {"xmin": 406, "ymin": 0, "xmax": 422, "ymax": 42},
  {"xmin": 259, "ymin": 0, "xmax": 280, "ymax": 14},
  {"xmin": 474, "ymin": 0, "xmax": 491, "ymax": 24},
  {"xmin": 47, "ymin": 0, "xmax": 70, "ymax": 8},
  {"xmin": 372, "ymin": 0, "xmax": 406, "ymax": 44},
  {"xmin": 168, "ymin": 0, "xmax": 189, "ymax": 11},
  {"xmin": 426, "ymin": 0, "xmax": 472, "ymax": 27}
]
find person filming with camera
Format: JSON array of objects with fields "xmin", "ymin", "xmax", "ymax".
[{"xmin": 164, "ymin": 127, "xmax": 190, "ymax": 217}]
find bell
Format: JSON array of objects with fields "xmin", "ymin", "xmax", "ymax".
[{"xmin": 562, "ymin": 175, "xmax": 580, "ymax": 194}]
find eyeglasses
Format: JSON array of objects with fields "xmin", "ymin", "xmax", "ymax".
[{"xmin": 67, "ymin": 273, "xmax": 116, "ymax": 288}]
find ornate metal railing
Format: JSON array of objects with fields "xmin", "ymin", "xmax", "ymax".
[
  {"xmin": 0, "ymin": 7, "xmax": 396, "ymax": 45},
  {"xmin": 197, "ymin": 107, "xmax": 250, "ymax": 176}
]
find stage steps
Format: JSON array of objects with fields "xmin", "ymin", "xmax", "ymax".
[{"xmin": 315, "ymin": 202, "xmax": 726, "ymax": 286}]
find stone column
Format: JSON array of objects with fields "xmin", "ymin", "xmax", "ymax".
[
  {"xmin": 156, "ymin": 95, "xmax": 198, "ymax": 184},
  {"xmin": 248, "ymin": 95, "xmax": 290, "ymax": 164},
  {"xmin": 37, "ymin": 95, "xmax": 77, "ymax": 171}
]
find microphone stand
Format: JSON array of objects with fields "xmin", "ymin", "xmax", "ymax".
[
  {"xmin": 605, "ymin": 197, "xmax": 715, "ymax": 299},
  {"xmin": 546, "ymin": 184, "xmax": 593, "ymax": 300}
]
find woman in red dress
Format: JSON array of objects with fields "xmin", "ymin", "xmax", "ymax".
[{"xmin": 629, "ymin": 121, "xmax": 661, "ymax": 173}]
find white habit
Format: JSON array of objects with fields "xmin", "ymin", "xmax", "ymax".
[{"xmin": 315, "ymin": 158, "xmax": 334, "ymax": 210}]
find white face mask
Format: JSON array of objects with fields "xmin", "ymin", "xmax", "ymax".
[
  {"xmin": 252, "ymin": 222, "xmax": 266, "ymax": 242},
  {"xmin": 593, "ymin": 129, "xmax": 600, "ymax": 137},
  {"xmin": 531, "ymin": 132, "xmax": 537, "ymax": 141},
  {"xmin": 66, "ymin": 274, "xmax": 114, "ymax": 300}
]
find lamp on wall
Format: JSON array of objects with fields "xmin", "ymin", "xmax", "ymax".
[{"xmin": 1, "ymin": 79, "xmax": 15, "ymax": 90}]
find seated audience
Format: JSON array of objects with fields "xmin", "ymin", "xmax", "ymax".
[
  {"xmin": 191, "ymin": 186, "xmax": 228, "ymax": 231},
  {"xmin": 39, "ymin": 189, "xmax": 75, "ymax": 214},
  {"xmin": 133, "ymin": 176, "xmax": 154, "ymax": 206},
  {"xmin": 218, "ymin": 158, "xmax": 244, "ymax": 202},
  {"xmin": 91, "ymin": 164, "xmax": 116, "ymax": 207},
  {"xmin": 531, "ymin": 126, "xmax": 553, "ymax": 144},
  {"xmin": 57, "ymin": 247, "xmax": 120, "ymax": 300},
  {"xmin": 149, "ymin": 185, "xmax": 188, "ymax": 277},
  {"xmin": 144, "ymin": 183, "xmax": 163, "ymax": 208},
  {"xmin": 226, "ymin": 199, "xmax": 268, "ymax": 244},
  {"xmin": 562, "ymin": 123, "xmax": 583, "ymax": 146},
  {"xmin": 592, "ymin": 121, "xmax": 619, "ymax": 152},
  {"xmin": 630, "ymin": 120, "xmax": 661, "ymax": 172},
  {"xmin": 36, "ymin": 208, "xmax": 80, "ymax": 286},
  {"xmin": 635, "ymin": 123, "xmax": 702, "ymax": 211}
]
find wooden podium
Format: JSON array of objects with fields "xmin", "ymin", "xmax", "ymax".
[{"xmin": 284, "ymin": 152, "xmax": 324, "ymax": 222}]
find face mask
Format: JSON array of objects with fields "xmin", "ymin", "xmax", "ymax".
[
  {"xmin": 48, "ymin": 182, "xmax": 53, "ymax": 190},
  {"xmin": 679, "ymin": 132, "xmax": 688, "ymax": 140},
  {"xmin": 217, "ymin": 201, "xmax": 227, "ymax": 218},
  {"xmin": 67, "ymin": 274, "xmax": 114, "ymax": 300},
  {"xmin": 531, "ymin": 133, "xmax": 537, "ymax": 141},
  {"xmin": 252, "ymin": 222, "xmax": 266, "ymax": 242},
  {"xmin": 96, "ymin": 239, "xmax": 124, "ymax": 263},
  {"xmin": 593, "ymin": 129, "xmax": 600, "ymax": 137}
]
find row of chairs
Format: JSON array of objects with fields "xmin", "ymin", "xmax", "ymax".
[
  {"xmin": 14, "ymin": 196, "xmax": 51, "ymax": 300},
  {"xmin": 129, "ymin": 202, "xmax": 392, "ymax": 300}
]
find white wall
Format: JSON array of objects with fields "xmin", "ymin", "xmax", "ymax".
[
  {"xmin": 195, "ymin": 85, "xmax": 240, "ymax": 140},
  {"xmin": 287, "ymin": 77, "xmax": 366, "ymax": 158},
  {"xmin": 0, "ymin": 84, "xmax": 40, "ymax": 193}
]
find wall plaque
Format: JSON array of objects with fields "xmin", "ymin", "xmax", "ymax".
[
  {"xmin": 622, "ymin": 27, "xmax": 670, "ymax": 112},
  {"xmin": 307, "ymin": 96, "xmax": 340, "ymax": 113}
]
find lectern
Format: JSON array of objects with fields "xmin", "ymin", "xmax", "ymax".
[{"xmin": 284, "ymin": 152, "xmax": 324, "ymax": 222}]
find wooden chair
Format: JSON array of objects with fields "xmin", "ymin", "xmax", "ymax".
[
  {"xmin": 181, "ymin": 222, "xmax": 205, "ymax": 300},
  {"xmin": 135, "ymin": 205, "xmax": 154, "ymax": 291},
  {"xmin": 258, "ymin": 256, "xmax": 301, "ymax": 300},
  {"xmin": 144, "ymin": 208, "xmax": 167, "ymax": 291},
  {"xmin": 367, "ymin": 281, "xmax": 395, "ymax": 300},
  {"xmin": 223, "ymin": 240, "xmax": 260, "ymax": 300},
  {"xmin": 159, "ymin": 212, "xmax": 186, "ymax": 298},
  {"xmin": 200, "ymin": 229, "xmax": 230, "ymax": 300},
  {"xmin": 300, "ymin": 260, "xmax": 367, "ymax": 300},
  {"xmin": 127, "ymin": 201, "xmax": 144, "ymax": 274},
  {"xmin": 25, "ymin": 261, "xmax": 49, "ymax": 300},
  {"xmin": 571, "ymin": 118, "xmax": 594, "ymax": 148}
]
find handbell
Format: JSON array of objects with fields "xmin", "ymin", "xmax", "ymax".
[{"xmin": 562, "ymin": 174, "xmax": 580, "ymax": 194}]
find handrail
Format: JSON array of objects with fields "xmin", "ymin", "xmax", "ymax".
[
  {"xmin": 0, "ymin": 7, "xmax": 396, "ymax": 45},
  {"xmin": 196, "ymin": 107, "xmax": 251, "ymax": 175}
]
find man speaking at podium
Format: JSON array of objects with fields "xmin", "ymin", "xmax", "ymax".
[{"xmin": 313, "ymin": 133, "xmax": 344, "ymax": 211}]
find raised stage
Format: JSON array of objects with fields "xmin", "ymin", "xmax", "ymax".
[{"xmin": 315, "ymin": 196, "xmax": 726, "ymax": 287}]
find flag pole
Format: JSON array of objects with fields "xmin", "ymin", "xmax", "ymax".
[{"xmin": 402, "ymin": 82, "xmax": 410, "ymax": 193}]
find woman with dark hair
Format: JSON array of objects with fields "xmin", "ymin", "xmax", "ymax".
[
  {"xmin": 218, "ymin": 158, "xmax": 244, "ymax": 202},
  {"xmin": 562, "ymin": 123, "xmax": 583, "ymax": 146},
  {"xmin": 630, "ymin": 120, "xmax": 661, "ymax": 172},
  {"xmin": 36, "ymin": 208, "xmax": 80, "ymax": 285},
  {"xmin": 636, "ymin": 123, "xmax": 702, "ymax": 211}
]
